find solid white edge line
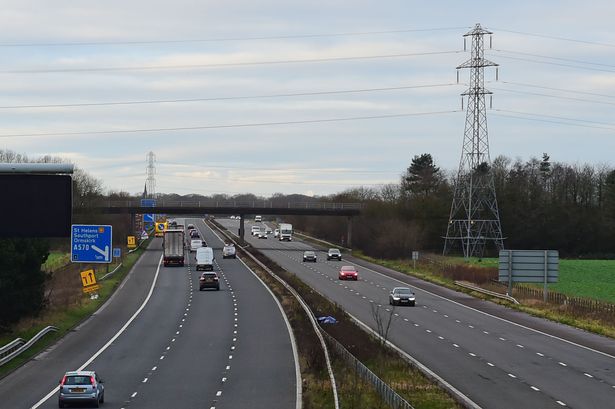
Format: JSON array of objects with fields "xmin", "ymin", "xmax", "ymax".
[
  {"xmin": 348, "ymin": 255, "xmax": 615, "ymax": 360},
  {"xmin": 31, "ymin": 254, "xmax": 164, "ymax": 409},
  {"xmin": 346, "ymin": 311, "xmax": 482, "ymax": 409},
  {"xmin": 224, "ymin": 220, "xmax": 476, "ymax": 408},
  {"xmin": 206, "ymin": 221, "xmax": 302, "ymax": 409}
]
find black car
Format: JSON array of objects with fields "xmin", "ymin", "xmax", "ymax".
[
  {"xmin": 199, "ymin": 272, "xmax": 220, "ymax": 291},
  {"xmin": 190, "ymin": 230, "xmax": 200, "ymax": 239},
  {"xmin": 389, "ymin": 287, "xmax": 416, "ymax": 306},
  {"xmin": 303, "ymin": 251, "xmax": 317, "ymax": 262},
  {"xmin": 327, "ymin": 248, "xmax": 342, "ymax": 261}
]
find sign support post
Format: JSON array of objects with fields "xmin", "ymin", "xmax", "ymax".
[
  {"xmin": 507, "ymin": 249, "xmax": 513, "ymax": 296},
  {"xmin": 543, "ymin": 250, "xmax": 549, "ymax": 304}
]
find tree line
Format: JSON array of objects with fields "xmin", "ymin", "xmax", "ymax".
[{"xmin": 287, "ymin": 153, "xmax": 615, "ymax": 259}]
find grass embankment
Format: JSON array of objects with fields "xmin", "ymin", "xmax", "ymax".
[
  {"xmin": 353, "ymin": 252, "xmax": 615, "ymax": 340},
  {"xmin": 0, "ymin": 240, "xmax": 151, "ymax": 379}
]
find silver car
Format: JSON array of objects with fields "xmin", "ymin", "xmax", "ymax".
[
  {"xmin": 303, "ymin": 251, "xmax": 317, "ymax": 262},
  {"xmin": 58, "ymin": 370, "xmax": 105, "ymax": 407}
]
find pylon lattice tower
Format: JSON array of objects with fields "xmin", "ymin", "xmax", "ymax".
[
  {"xmin": 146, "ymin": 151, "xmax": 157, "ymax": 199},
  {"xmin": 443, "ymin": 24, "xmax": 505, "ymax": 258}
]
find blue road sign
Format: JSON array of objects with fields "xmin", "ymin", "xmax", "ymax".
[
  {"xmin": 141, "ymin": 198, "xmax": 156, "ymax": 207},
  {"xmin": 113, "ymin": 247, "xmax": 121, "ymax": 258},
  {"xmin": 143, "ymin": 214, "xmax": 155, "ymax": 223},
  {"xmin": 71, "ymin": 224, "xmax": 113, "ymax": 264}
]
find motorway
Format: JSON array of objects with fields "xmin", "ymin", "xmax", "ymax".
[
  {"xmin": 0, "ymin": 218, "xmax": 297, "ymax": 409},
  {"xmin": 220, "ymin": 217, "xmax": 615, "ymax": 409}
]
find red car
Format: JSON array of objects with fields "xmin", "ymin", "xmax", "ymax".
[{"xmin": 339, "ymin": 265, "xmax": 358, "ymax": 281}]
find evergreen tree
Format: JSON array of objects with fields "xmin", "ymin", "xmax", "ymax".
[{"xmin": 402, "ymin": 153, "xmax": 442, "ymax": 196}]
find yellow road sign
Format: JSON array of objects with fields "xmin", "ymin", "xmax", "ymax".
[
  {"xmin": 83, "ymin": 284, "xmax": 101, "ymax": 293},
  {"xmin": 127, "ymin": 235, "xmax": 136, "ymax": 249},
  {"xmin": 80, "ymin": 269, "xmax": 97, "ymax": 287}
]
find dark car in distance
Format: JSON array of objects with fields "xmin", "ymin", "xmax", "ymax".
[{"xmin": 199, "ymin": 272, "xmax": 220, "ymax": 291}]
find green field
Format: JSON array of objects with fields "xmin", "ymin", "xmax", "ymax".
[{"xmin": 458, "ymin": 257, "xmax": 615, "ymax": 304}]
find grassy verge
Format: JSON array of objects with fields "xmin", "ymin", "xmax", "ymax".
[
  {"xmin": 0, "ymin": 239, "xmax": 151, "ymax": 379},
  {"xmin": 353, "ymin": 252, "xmax": 615, "ymax": 340},
  {"xmin": 460, "ymin": 257, "xmax": 615, "ymax": 304}
]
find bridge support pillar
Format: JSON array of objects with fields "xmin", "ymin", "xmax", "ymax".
[
  {"xmin": 130, "ymin": 213, "xmax": 136, "ymax": 234},
  {"xmin": 239, "ymin": 214, "xmax": 245, "ymax": 244},
  {"xmin": 347, "ymin": 216, "xmax": 353, "ymax": 249}
]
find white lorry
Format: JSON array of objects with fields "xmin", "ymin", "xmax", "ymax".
[{"xmin": 278, "ymin": 223, "xmax": 293, "ymax": 241}]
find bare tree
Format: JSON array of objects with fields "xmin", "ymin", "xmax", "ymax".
[{"xmin": 370, "ymin": 302, "xmax": 396, "ymax": 348}]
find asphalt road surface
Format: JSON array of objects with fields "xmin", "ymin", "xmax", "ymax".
[
  {"xmin": 0, "ymin": 219, "xmax": 297, "ymax": 409},
  {"xmin": 221, "ymin": 217, "xmax": 615, "ymax": 409}
]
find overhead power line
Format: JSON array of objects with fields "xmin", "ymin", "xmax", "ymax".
[
  {"xmin": 494, "ymin": 49, "xmax": 615, "ymax": 69},
  {"xmin": 498, "ymin": 81, "xmax": 615, "ymax": 100},
  {"xmin": 493, "ymin": 109, "xmax": 615, "ymax": 131},
  {"xmin": 487, "ymin": 53, "xmax": 615, "ymax": 73},
  {"xmin": 0, "ymin": 27, "xmax": 468, "ymax": 47},
  {"xmin": 0, "ymin": 109, "xmax": 460, "ymax": 138},
  {"xmin": 492, "ymin": 86, "xmax": 615, "ymax": 107},
  {"xmin": 0, "ymin": 82, "xmax": 459, "ymax": 110},
  {"xmin": 156, "ymin": 161, "xmax": 400, "ymax": 175},
  {"xmin": 493, "ymin": 28, "xmax": 615, "ymax": 49},
  {"xmin": 0, "ymin": 50, "xmax": 462, "ymax": 74}
]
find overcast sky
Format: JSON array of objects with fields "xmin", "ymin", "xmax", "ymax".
[{"xmin": 1, "ymin": 1, "xmax": 614, "ymax": 197}]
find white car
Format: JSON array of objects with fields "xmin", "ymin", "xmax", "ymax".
[
  {"xmin": 251, "ymin": 226, "xmax": 261, "ymax": 236},
  {"xmin": 190, "ymin": 239, "xmax": 203, "ymax": 252},
  {"xmin": 223, "ymin": 243, "xmax": 236, "ymax": 259},
  {"xmin": 230, "ymin": 215, "xmax": 236, "ymax": 219},
  {"xmin": 258, "ymin": 232, "xmax": 268, "ymax": 239}
]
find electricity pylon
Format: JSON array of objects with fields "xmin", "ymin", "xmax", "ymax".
[{"xmin": 443, "ymin": 24, "xmax": 505, "ymax": 259}]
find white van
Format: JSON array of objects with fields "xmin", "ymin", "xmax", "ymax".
[
  {"xmin": 255, "ymin": 215, "xmax": 262, "ymax": 222},
  {"xmin": 251, "ymin": 226, "xmax": 261, "ymax": 236},
  {"xmin": 195, "ymin": 247, "xmax": 214, "ymax": 271}
]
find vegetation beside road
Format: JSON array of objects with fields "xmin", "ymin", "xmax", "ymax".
[
  {"xmin": 42, "ymin": 252, "xmax": 71, "ymax": 272},
  {"xmin": 353, "ymin": 251, "xmax": 615, "ymax": 340},
  {"xmin": 459, "ymin": 257, "xmax": 615, "ymax": 304},
  {"xmin": 0, "ymin": 239, "xmax": 151, "ymax": 379}
]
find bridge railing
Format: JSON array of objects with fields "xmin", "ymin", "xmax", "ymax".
[{"xmin": 96, "ymin": 200, "xmax": 363, "ymax": 210}]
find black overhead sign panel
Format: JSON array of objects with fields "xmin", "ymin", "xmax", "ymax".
[{"xmin": 0, "ymin": 174, "xmax": 72, "ymax": 237}]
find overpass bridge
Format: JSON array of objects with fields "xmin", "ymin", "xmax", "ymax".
[{"xmin": 82, "ymin": 200, "xmax": 362, "ymax": 245}]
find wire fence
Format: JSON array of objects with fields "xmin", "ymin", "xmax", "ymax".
[
  {"xmin": 422, "ymin": 254, "xmax": 615, "ymax": 321},
  {"xmin": 322, "ymin": 330, "xmax": 415, "ymax": 409},
  {"xmin": 510, "ymin": 283, "xmax": 615, "ymax": 319}
]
